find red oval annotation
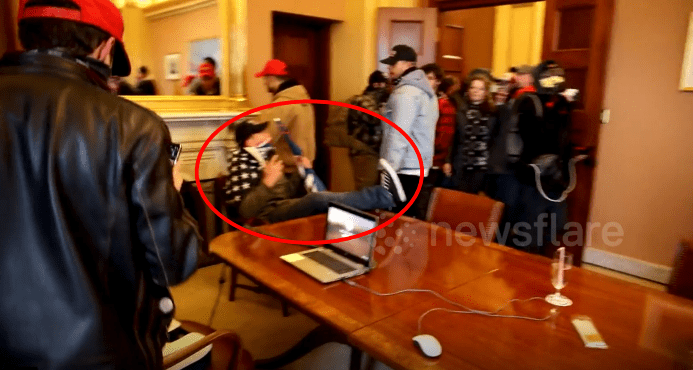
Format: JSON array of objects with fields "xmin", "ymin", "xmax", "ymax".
[{"xmin": 194, "ymin": 99, "xmax": 424, "ymax": 246}]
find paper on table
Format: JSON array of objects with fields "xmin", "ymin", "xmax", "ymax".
[
  {"xmin": 282, "ymin": 254, "xmax": 305, "ymax": 263},
  {"xmin": 572, "ymin": 316, "xmax": 608, "ymax": 349},
  {"xmin": 163, "ymin": 332, "xmax": 213, "ymax": 370}
]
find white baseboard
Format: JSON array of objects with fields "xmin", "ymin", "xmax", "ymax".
[{"xmin": 582, "ymin": 247, "xmax": 672, "ymax": 284}]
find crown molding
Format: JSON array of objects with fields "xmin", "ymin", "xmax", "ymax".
[{"xmin": 143, "ymin": 0, "xmax": 216, "ymax": 20}]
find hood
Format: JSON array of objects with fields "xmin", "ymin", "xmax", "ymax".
[
  {"xmin": 396, "ymin": 69, "xmax": 436, "ymax": 99},
  {"xmin": 274, "ymin": 80, "xmax": 310, "ymax": 100}
]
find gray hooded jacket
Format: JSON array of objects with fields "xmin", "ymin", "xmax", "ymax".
[{"xmin": 380, "ymin": 68, "xmax": 439, "ymax": 176}]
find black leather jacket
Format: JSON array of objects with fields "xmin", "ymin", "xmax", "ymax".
[{"xmin": 0, "ymin": 52, "xmax": 200, "ymax": 369}]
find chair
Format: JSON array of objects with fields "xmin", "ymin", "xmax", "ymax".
[
  {"xmin": 225, "ymin": 213, "xmax": 290, "ymax": 317},
  {"xmin": 164, "ymin": 320, "xmax": 253, "ymax": 370},
  {"xmin": 425, "ymin": 187, "xmax": 505, "ymax": 242},
  {"xmin": 668, "ymin": 240, "xmax": 693, "ymax": 300},
  {"xmin": 180, "ymin": 177, "xmax": 229, "ymax": 266},
  {"xmin": 185, "ymin": 175, "xmax": 290, "ymax": 316}
]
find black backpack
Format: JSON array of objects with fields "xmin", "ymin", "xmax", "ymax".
[{"xmin": 505, "ymin": 71, "xmax": 576, "ymax": 201}]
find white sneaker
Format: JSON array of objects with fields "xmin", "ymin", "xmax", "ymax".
[{"xmin": 379, "ymin": 158, "xmax": 406, "ymax": 202}]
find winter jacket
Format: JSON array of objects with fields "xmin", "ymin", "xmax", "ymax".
[
  {"xmin": 346, "ymin": 89, "xmax": 388, "ymax": 154},
  {"xmin": 259, "ymin": 79, "xmax": 316, "ymax": 165},
  {"xmin": 380, "ymin": 68, "xmax": 438, "ymax": 176},
  {"xmin": 186, "ymin": 76, "xmax": 220, "ymax": 96},
  {"xmin": 447, "ymin": 98, "xmax": 497, "ymax": 179},
  {"xmin": 225, "ymin": 147, "xmax": 301, "ymax": 221},
  {"xmin": 433, "ymin": 96, "xmax": 456, "ymax": 168},
  {"xmin": 0, "ymin": 51, "xmax": 200, "ymax": 369}
]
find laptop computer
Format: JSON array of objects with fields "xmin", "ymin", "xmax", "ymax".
[{"xmin": 280, "ymin": 202, "xmax": 378, "ymax": 283}]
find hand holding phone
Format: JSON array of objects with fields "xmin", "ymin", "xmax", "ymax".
[
  {"xmin": 170, "ymin": 143, "xmax": 182, "ymax": 165},
  {"xmin": 265, "ymin": 147, "xmax": 276, "ymax": 160}
]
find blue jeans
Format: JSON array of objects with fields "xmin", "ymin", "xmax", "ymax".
[{"xmin": 267, "ymin": 186, "xmax": 395, "ymax": 223}]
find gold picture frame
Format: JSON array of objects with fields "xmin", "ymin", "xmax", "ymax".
[{"xmin": 680, "ymin": 12, "xmax": 693, "ymax": 91}]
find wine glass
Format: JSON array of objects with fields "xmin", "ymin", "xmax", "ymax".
[{"xmin": 545, "ymin": 248, "xmax": 573, "ymax": 307}]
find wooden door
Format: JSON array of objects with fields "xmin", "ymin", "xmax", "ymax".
[
  {"xmin": 437, "ymin": 7, "xmax": 496, "ymax": 80},
  {"xmin": 377, "ymin": 8, "xmax": 438, "ymax": 70},
  {"xmin": 437, "ymin": 14, "xmax": 465, "ymax": 80},
  {"xmin": 542, "ymin": 0, "xmax": 614, "ymax": 264},
  {"xmin": 272, "ymin": 12, "xmax": 332, "ymax": 183}
]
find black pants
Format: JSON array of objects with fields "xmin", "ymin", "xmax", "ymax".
[
  {"xmin": 488, "ymin": 173, "xmax": 567, "ymax": 255},
  {"xmin": 393, "ymin": 174, "xmax": 432, "ymax": 219},
  {"xmin": 455, "ymin": 169, "xmax": 487, "ymax": 194}
]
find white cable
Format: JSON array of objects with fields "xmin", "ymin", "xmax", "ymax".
[
  {"xmin": 208, "ymin": 265, "xmax": 228, "ymax": 327},
  {"xmin": 342, "ymin": 274, "xmax": 552, "ymax": 322},
  {"xmin": 417, "ymin": 305, "xmax": 554, "ymax": 334},
  {"xmin": 342, "ymin": 269, "xmax": 500, "ymax": 315},
  {"xmin": 530, "ymin": 154, "xmax": 587, "ymax": 203}
]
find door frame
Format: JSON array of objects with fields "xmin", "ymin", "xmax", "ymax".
[{"xmin": 425, "ymin": 0, "xmax": 543, "ymax": 11}]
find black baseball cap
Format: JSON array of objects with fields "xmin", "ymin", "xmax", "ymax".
[
  {"xmin": 380, "ymin": 45, "xmax": 417, "ymax": 65},
  {"xmin": 234, "ymin": 119, "xmax": 268, "ymax": 146}
]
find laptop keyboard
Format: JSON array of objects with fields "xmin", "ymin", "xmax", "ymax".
[{"xmin": 303, "ymin": 251, "xmax": 358, "ymax": 274}]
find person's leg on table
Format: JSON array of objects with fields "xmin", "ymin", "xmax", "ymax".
[
  {"xmin": 390, "ymin": 174, "xmax": 423, "ymax": 218},
  {"xmin": 266, "ymin": 159, "xmax": 405, "ymax": 223},
  {"xmin": 268, "ymin": 187, "xmax": 396, "ymax": 223}
]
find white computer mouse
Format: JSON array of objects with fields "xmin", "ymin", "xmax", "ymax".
[{"xmin": 412, "ymin": 334, "xmax": 442, "ymax": 358}]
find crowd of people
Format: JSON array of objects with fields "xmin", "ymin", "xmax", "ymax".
[
  {"xmin": 107, "ymin": 57, "xmax": 221, "ymax": 96},
  {"xmin": 231, "ymin": 44, "xmax": 579, "ymax": 256}
]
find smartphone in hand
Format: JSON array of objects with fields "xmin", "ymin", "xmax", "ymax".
[
  {"xmin": 265, "ymin": 147, "xmax": 276, "ymax": 160},
  {"xmin": 169, "ymin": 143, "xmax": 182, "ymax": 164}
]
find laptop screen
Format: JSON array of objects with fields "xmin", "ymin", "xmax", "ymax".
[{"xmin": 324, "ymin": 205, "xmax": 377, "ymax": 262}]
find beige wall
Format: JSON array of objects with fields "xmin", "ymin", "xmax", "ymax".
[
  {"xmin": 147, "ymin": 4, "xmax": 221, "ymax": 95},
  {"xmin": 121, "ymin": 4, "xmax": 152, "ymax": 86},
  {"xmin": 590, "ymin": 0, "xmax": 693, "ymax": 266}
]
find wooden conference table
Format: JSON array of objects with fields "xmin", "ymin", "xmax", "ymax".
[{"xmin": 210, "ymin": 213, "xmax": 693, "ymax": 370}]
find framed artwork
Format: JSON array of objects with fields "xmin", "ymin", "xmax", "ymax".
[
  {"xmin": 164, "ymin": 53, "xmax": 181, "ymax": 80},
  {"xmin": 680, "ymin": 12, "xmax": 693, "ymax": 91}
]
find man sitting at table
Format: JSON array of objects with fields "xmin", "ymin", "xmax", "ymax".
[{"xmin": 225, "ymin": 119, "xmax": 406, "ymax": 223}]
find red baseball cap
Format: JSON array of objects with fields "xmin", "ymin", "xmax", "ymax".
[
  {"xmin": 17, "ymin": 0, "xmax": 131, "ymax": 77},
  {"xmin": 198, "ymin": 62, "xmax": 215, "ymax": 78},
  {"xmin": 254, "ymin": 59, "xmax": 288, "ymax": 78}
]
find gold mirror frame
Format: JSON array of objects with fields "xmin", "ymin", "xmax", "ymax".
[{"xmin": 120, "ymin": 0, "xmax": 250, "ymax": 113}]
